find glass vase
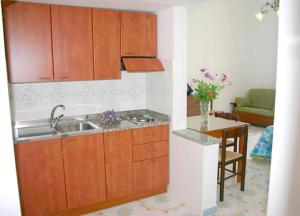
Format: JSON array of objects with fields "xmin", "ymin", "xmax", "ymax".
[{"xmin": 200, "ymin": 100, "xmax": 210, "ymax": 127}]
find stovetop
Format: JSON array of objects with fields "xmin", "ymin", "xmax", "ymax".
[{"xmin": 123, "ymin": 114, "xmax": 156, "ymax": 124}]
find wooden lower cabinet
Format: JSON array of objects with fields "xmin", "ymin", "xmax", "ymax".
[
  {"xmin": 15, "ymin": 125, "xmax": 169, "ymax": 215},
  {"xmin": 133, "ymin": 156, "xmax": 169, "ymax": 193},
  {"xmin": 62, "ymin": 134, "xmax": 106, "ymax": 209},
  {"xmin": 104, "ymin": 130, "xmax": 133, "ymax": 200},
  {"xmin": 14, "ymin": 138, "xmax": 67, "ymax": 216}
]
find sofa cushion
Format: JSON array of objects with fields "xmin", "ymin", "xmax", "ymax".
[
  {"xmin": 248, "ymin": 89, "xmax": 275, "ymax": 110},
  {"xmin": 236, "ymin": 97, "xmax": 251, "ymax": 107},
  {"xmin": 235, "ymin": 106, "xmax": 274, "ymax": 117}
]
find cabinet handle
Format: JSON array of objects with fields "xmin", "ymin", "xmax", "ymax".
[
  {"xmin": 124, "ymin": 52, "xmax": 135, "ymax": 55},
  {"xmin": 58, "ymin": 76, "xmax": 70, "ymax": 79},
  {"xmin": 39, "ymin": 77, "xmax": 51, "ymax": 80}
]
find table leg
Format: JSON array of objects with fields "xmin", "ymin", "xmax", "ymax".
[{"xmin": 237, "ymin": 135, "xmax": 245, "ymax": 183}]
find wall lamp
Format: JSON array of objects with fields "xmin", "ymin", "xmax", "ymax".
[{"xmin": 255, "ymin": 0, "xmax": 280, "ymax": 21}]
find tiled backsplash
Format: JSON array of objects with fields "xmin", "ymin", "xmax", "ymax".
[{"xmin": 10, "ymin": 72, "xmax": 147, "ymax": 121}]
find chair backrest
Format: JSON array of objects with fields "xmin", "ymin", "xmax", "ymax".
[
  {"xmin": 215, "ymin": 112, "xmax": 239, "ymax": 121},
  {"xmin": 220, "ymin": 125, "xmax": 248, "ymax": 163}
]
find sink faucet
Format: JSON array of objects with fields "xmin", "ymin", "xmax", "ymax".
[{"xmin": 49, "ymin": 104, "xmax": 65, "ymax": 131}]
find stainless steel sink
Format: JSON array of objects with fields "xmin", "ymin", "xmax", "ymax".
[
  {"xmin": 57, "ymin": 121, "xmax": 97, "ymax": 133},
  {"xmin": 17, "ymin": 125, "xmax": 56, "ymax": 138}
]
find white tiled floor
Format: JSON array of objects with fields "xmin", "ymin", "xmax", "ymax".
[{"xmin": 84, "ymin": 126, "xmax": 270, "ymax": 216}]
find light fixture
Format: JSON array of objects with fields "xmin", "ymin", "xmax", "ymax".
[{"xmin": 255, "ymin": 0, "xmax": 280, "ymax": 21}]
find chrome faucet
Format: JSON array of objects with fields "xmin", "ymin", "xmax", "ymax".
[{"xmin": 49, "ymin": 104, "xmax": 65, "ymax": 131}]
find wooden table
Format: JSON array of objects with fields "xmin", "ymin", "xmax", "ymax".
[{"xmin": 187, "ymin": 115, "xmax": 249, "ymax": 182}]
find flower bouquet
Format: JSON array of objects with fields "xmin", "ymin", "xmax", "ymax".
[
  {"xmin": 99, "ymin": 110, "xmax": 121, "ymax": 128},
  {"xmin": 190, "ymin": 68, "xmax": 231, "ymax": 125}
]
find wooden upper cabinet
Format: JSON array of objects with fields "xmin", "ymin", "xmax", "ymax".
[
  {"xmin": 62, "ymin": 134, "xmax": 106, "ymax": 209},
  {"xmin": 121, "ymin": 12, "xmax": 157, "ymax": 57},
  {"xmin": 93, "ymin": 9, "xmax": 121, "ymax": 80},
  {"xmin": 51, "ymin": 5, "xmax": 94, "ymax": 81},
  {"xmin": 14, "ymin": 138, "xmax": 67, "ymax": 216},
  {"xmin": 3, "ymin": 2, "xmax": 53, "ymax": 83},
  {"xmin": 104, "ymin": 130, "xmax": 133, "ymax": 200}
]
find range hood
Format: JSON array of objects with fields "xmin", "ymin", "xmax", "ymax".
[{"xmin": 122, "ymin": 57, "xmax": 164, "ymax": 72}]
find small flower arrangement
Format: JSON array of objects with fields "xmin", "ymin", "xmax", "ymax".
[
  {"xmin": 190, "ymin": 68, "xmax": 231, "ymax": 102},
  {"xmin": 99, "ymin": 110, "xmax": 121, "ymax": 126}
]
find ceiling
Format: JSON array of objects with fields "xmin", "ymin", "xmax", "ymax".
[{"xmin": 16, "ymin": 0, "xmax": 204, "ymax": 12}]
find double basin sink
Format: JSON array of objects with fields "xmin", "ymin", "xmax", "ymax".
[{"xmin": 15, "ymin": 120, "xmax": 99, "ymax": 140}]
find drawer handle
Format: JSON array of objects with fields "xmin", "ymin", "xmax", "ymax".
[
  {"xmin": 39, "ymin": 77, "xmax": 51, "ymax": 80},
  {"xmin": 58, "ymin": 76, "xmax": 70, "ymax": 79},
  {"xmin": 124, "ymin": 52, "xmax": 135, "ymax": 55}
]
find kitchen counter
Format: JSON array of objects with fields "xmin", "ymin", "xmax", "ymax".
[
  {"xmin": 14, "ymin": 109, "xmax": 170, "ymax": 143},
  {"xmin": 173, "ymin": 129, "xmax": 219, "ymax": 146}
]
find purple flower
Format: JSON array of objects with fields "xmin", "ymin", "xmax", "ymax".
[
  {"xmin": 221, "ymin": 73, "xmax": 228, "ymax": 83},
  {"xmin": 200, "ymin": 67, "xmax": 208, "ymax": 73},
  {"xmin": 192, "ymin": 78, "xmax": 198, "ymax": 83},
  {"xmin": 204, "ymin": 72, "xmax": 214, "ymax": 81}
]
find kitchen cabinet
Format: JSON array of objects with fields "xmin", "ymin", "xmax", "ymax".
[
  {"xmin": 121, "ymin": 12, "xmax": 157, "ymax": 57},
  {"xmin": 3, "ymin": 2, "xmax": 53, "ymax": 83},
  {"xmin": 51, "ymin": 5, "xmax": 94, "ymax": 81},
  {"xmin": 132, "ymin": 125, "xmax": 169, "ymax": 145},
  {"xmin": 14, "ymin": 123, "xmax": 169, "ymax": 214},
  {"xmin": 14, "ymin": 138, "xmax": 67, "ymax": 216},
  {"xmin": 104, "ymin": 130, "xmax": 133, "ymax": 200},
  {"xmin": 93, "ymin": 9, "xmax": 121, "ymax": 80},
  {"xmin": 133, "ymin": 141, "xmax": 168, "ymax": 162},
  {"xmin": 62, "ymin": 134, "xmax": 106, "ymax": 209},
  {"xmin": 132, "ymin": 125, "xmax": 169, "ymax": 193},
  {"xmin": 4, "ymin": 2, "xmax": 161, "ymax": 82},
  {"xmin": 133, "ymin": 156, "xmax": 169, "ymax": 193}
]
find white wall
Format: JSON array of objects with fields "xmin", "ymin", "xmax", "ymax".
[
  {"xmin": 267, "ymin": 0, "xmax": 300, "ymax": 215},
  {"xmin": 187, "ymin": 0, "xmax": 278, "ymax": 112},
  {"xmin": 169, "ymin": 133, "xmax": 219, "ymax": 215},
  {"xmin": 0, "ymin": 3, "xmax": 21, "ymax": 215},
  {"xmin": 147, "ymin": 7, "xmax": 187, "ymax": 130},
  {"xmin": 10, "ymin": 72, "xmax": 147, "ymax": 121}
]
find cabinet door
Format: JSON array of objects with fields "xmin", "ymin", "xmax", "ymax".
[
  {"xmin": 14, "ymin": 138, "xmax": 67, "ymax": 216},
  {"xmin": 93, "ymin": 9, "xmax": 121, "ymax": 80},
  {"xmin": 62, "ymin": 134, "xmax": 106, "ymax": 209},
  {"xmin": 133, "ymin": 156, "xmax": 169, "ymax": 193},
  {"xmin": 104, "ymin": 130, "xmax": 133, "ymax": 200},
  {"xmin": 3, "ymin": 2, "xmax": 53, "ymax": 83},
  {"xmin": 51, "ymin": 5, "xmax": 94, "ymax": 81},
  {"xmin": 121, "ymin": 12, "xmax": 157, "ymax": 57}
]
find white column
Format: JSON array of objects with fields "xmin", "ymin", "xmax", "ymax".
[
  {"xmin": 0, "ymin": 4, "xmax": 21, "ymax": 215},
  {"xmin": 267, "ymin": 0, "xmax": 300, "ymax": 215},
  {"xmin": 172, "ymin": 7, "xmax": 187, "ymax": 130}
]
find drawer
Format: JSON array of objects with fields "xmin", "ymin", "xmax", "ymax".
[
  {"xmin": 133, "ymin": 156, "xmax": 169, "ymax": 193},
  {"xmin": 133, "ymin": 141, "xmax": 168, "ymax": 162},
  {"xmin": 132, "ymin": 125, "xmax": 169, "ymax": 145}
]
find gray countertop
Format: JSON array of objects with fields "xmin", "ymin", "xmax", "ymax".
[
  {"xmin": 14, "ymin": 109, "xmax": 170, "ymax": 144},
  {"xmin": 173, "ymin": 129, "xmax": 219, "ymax": 146}
]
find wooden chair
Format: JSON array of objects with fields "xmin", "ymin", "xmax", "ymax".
[
  {"xmin": 215, "ymin": 112, "xmax": 241, "ymax": 172},
  {"xmin": 218, "ymin": 125, "xmax": 248, "ymax": 201}
]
